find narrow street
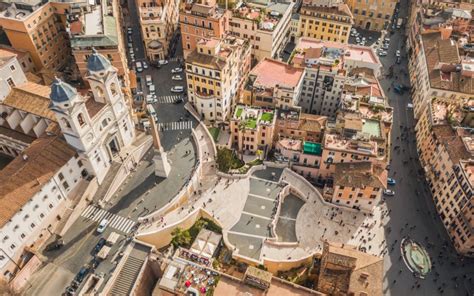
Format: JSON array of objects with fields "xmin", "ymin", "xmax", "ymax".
[{"xmin": 376, "ymin": 0, "xmax": 474, "ymax": 294}]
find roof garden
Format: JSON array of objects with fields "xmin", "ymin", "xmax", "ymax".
[{"xmin": 261, "ymin": 111, "xmax": 274, "ymax": 123}]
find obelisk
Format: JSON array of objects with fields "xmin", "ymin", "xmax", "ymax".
[{"xmin": 149, "ymin": 116, "xmax": 171, "ymax": 177}]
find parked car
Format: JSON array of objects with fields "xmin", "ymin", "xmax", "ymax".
[
  {"xmin": 96, "ymin": 219, "xmax": 108, "ymax": 234},
  {"xmin": 127, "ymin": 42, "xmax": 133, "ymax": 49},
  {"xmin": 355, "ymin": 37, "xmax": 361, "ymax": 43},
  {"xmin": 396, "ymin": 56, "xmax": 401, "ymax": 64},
  {"xmin": 65, "ymin": 286, "xmax": 76, "ymax": 296},
  {"xmin": 145, "ymin": 75, "xmax": 152, "ymax": 86},
  {"xmin": 146, "ymin": 95, "xmax": 157, "ymax": 104},
  {"xmin": 45, "ymin": 239, "xmax": 64, "ymax": 251},
  {"xmin": 93, "ymin": 238, "xmax": 107, "ymax": 255},
  {"xmin": 172, "ymin": 75, "xmax": 182, "ymax": 81},
  {"xmin": 382, "ymin": 43, "xmax": 389, "ymax": 50},
  {"xmin": 383, "ymin": 189, "xmax": 395, "ymax": 196},
  {"xmin": 171, "ymin": 86, "xmax": 184, "ymax": 93},
  {"xmin": 378, "ymin": 50, "xmax": 388, "ymax": 57},
  {"xmin": 387, "ymin": 178, "xmax": 396, "ymax": 186},
  {"xmin": 135, "ymin": 61, "xmax": 143, "ymax": 73},
  {"xmin": 158, "ymin": 59, "xmax": 168, "ymax": 65},
  {"xmin": 127, "ymin": 27, "xmax": 132, "ymax": 35},
  {"xmin": 143, "ymin": 61, "xmax": 149, "ymax": 69},
  {"xmin": 396, "ymin": 49, "xmax": 401, "ymax": 57},
  {"xmin": 171, "ymin": 67, "xmax": 183, "ymax": 73},
  {"xmin": 75, "ymin": 266, "xmax": 90, "ymax": 283}
]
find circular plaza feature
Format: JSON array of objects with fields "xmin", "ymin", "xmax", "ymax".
[{"xmin": 401, "ymin": 237, "xmax": 432, "ymax": 279}]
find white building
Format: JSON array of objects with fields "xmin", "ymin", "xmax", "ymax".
[
  {"xmin": 49, "ymin": 49, "xmax": 136, "ymax": 184},
  {"xmin": 291, "ymin": 37, "xmax": 381, "ymax": 117},
  {"xmin": 0, "ymin": 50, "xmax": 27, "ymax": 102},
  {"xmin": 0, "ymin": 49, "xmax": 137, "ymax": 281},
  {"xmin": 229, "ymin": 2, "xmax": 293, "ymax": 62}
]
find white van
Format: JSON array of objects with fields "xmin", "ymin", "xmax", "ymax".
[
  {"xmin": 147, "ymin": 104, "xmax": 157, "ymax": 117},
  {"xmin": 145, "ymin": 75, "xmax": 152, "ymax": 86},
  {"xmin": 149, "ymin": 84, "xmax": 156, "ymax": 95}
]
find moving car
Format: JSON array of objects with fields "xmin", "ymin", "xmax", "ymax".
[
  {"xmin": 172, "ymin": 75, "xmax": 182, "ymax": 81},
  {"xmin": 396, "ymin": 49, "xmax": 401, "ymax": 57},
  {"xmin": 387, "ymin": 178, "xmax": 396, "ymax": 186},
  {"xmin": 383, "ymin": 189, "xmax": 395, "ymax": 196},
  {"xmin": 143, "ymin": 61, "xmax": 149, "ymax": 69},
  {"xmin": 158, "ymin": 60, "xmax": 168, "ymax": 65},
  {"xmin": 171, "ymin": 86, "xmax": 184, "ymax": 93},
  {"xmin": 171, "ymin": 67, "xmax": 183, "ymax": 73},
  {"xmin": 173, "ymin": 97, "xmax": 184, "ymax": 104},
  {"xmin": 96, "ymin": 219, "xmax": 108, "ymax": 234}
]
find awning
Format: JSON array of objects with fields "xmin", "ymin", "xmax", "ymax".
[{"xmin": 303, "ymin": 141, "xmax": 322, "ymax": 156}]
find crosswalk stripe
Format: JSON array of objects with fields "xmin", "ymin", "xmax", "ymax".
[
  {"xmin": 157, "ymin": 121, "xmax": 193, "ymax": 131},
  {"xmin": 155, "ymin": 95, "xmax": 180, "ymax": 104},
  {"xmin": 80, "ymin": 205, "xmax": 136, "ymax": 233}
]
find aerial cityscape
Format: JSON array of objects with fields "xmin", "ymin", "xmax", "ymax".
[{"xmin": 0, "ymin": 0, "xmax": 472, "ymax": 295}]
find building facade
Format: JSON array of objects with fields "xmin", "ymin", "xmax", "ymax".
[
  {"xmin": 229, "ymin": 2, "xmax": 293, "ymax": 62},
  {"xmin": 0, "ymin": 1, "xmax": 71, "ymax": 71},
  {"xmin": 137, "ymin": 0, "xmax": 180, "ymax": 61},
  {"xmin": 345, "ymin": 0, "xmax": 397, "ymax": 31},
  {"xmin": 179, "ymin": 0, "xmax": 230, "ymax": 58},
  {"xmin": 185, "ymin": 36, "xmax": 251, "ymax": 122},
  {"xmin": 49, "ymin": 49, "xmax": 136, "ymax": 184},
  {"xmin": 415, "ymin": 97, "xmax": 473, "ymax": 256},
  {"xmin": 0, "ymin": 51, "xmax": 27, "ymax": 102},
  {"xmin": 230, "ymin": 105, "xmax": 276, "ymax": 154},
  {"xmin": 297, "ymin": 3, "xmax": 353, "ymax": 44},
  {"xmin": 291, "ymin": 37, "xmax": 381, "ymax": 117}
]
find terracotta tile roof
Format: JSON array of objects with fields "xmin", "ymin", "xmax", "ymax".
[
  {"xmin": 421, "ymin": 32, "xmax": 474, "ymax": 94},
  {"xmin": 0, "ymin": 134, "xmax": 76, "ymax": 227},
  {"xmin": 186, "ymin": 50, "xmax": 227, "ymax": 70},
  {"xmin": 334, "ymin": 162, "xmax": 387, "ymax": 189},
  {"xmin": 3, "ymin": 82, "xmax": 56, "ymax": 121},
  {"xmin": 433, "ymin": 125, "xmax": 472, "ymax": 163},
  {"xmin": 298, "ymin": 114, "xmax": 327, "ymax": 132},
  {"xmin": 0, "ymin": 126, "xmax": 35, "ymax": 144},
  {"xmin": 250, "ymin": 58, "xmax": 304, "ymax": 89},
  {"xmin": 85, "ymin": 98, "xmax": 106, "ymax": 119},
  {"xmin": 25, "ymin": 72, "xmax": 44, "ymax": 84}
]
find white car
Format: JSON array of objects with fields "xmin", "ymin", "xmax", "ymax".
[
  {"xmin": 97, "ymin": 219, "xmax": 108, "ymax": 233},
  {"xmin": 146, "ymin": 95, "xmax": 157, "ymax": 104},
  {"xmin": 127, "ymin": 27, "xmax": 132, "ymax": 35},
  {"xmin": 356, "ymin": 37, "xmax": 361, "ymax": 43},
  {"xmin": 158, "ymin": 60, "xmax": 168, "ymax": 65},
  {"xmin": 145, "ymin": 75, "xmax": 152, "ymax": 86},
  {"xmin": 396, "ymin": 49, "xmax": 401, "ymax": 57},
  {"xmin": 382, "ymin": 43, "xmax": 389, "ymax": 50},
  {"xmin": 171, "ymin": 67, "xmax": 183, "ymax": 74},
  {"xmin": 135, "ymin": 61, "xmax": 143, "ymax": 73},
  {"xmin": 383, "ymin": 189, "xmax": 395, "ymax": 196},
  {"xmin": 171, "ymin": 86, "xmax": 184, "ymax": 93},
  {"xmin": 143, "ymin": 61, "xmax": 149, "ymax": 69},
  {"xmin": 128, "ymin": 42, "xmax": 133, "ymax": 49},
  {"xmin": 172, "ymin": 75, "xmax": 183, "ymax": 81},
  {"xmin": 378, "ymin": 50, "xmax": 388, "ymax": 57}
]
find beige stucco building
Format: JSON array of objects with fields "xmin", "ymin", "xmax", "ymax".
[
  {"xmin": 345, "ymin": 0, "xmax": 397, "ymax": 31},
  {"xmin": 0, "ymin": 0, "xmax": 72, "ymax": 71},
  {"xmin": 415, "ymin": 97, "xmax": 474, "ymax": 256},
  {"xmin": 230, "ymin": 105, "xmax": 276, "ymax": 154},
  {"xmin": 185, "ymin": 36, "xmax": 251, "ymax": 122},
  {"xmin": 136, "ymin": 0, "xmax": 179, "ymax": 61}
]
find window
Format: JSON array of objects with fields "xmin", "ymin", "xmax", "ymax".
[
  {"xmin": 10, "ymin": 244, "xmax": 15, "ymax": 250},
  {"xmin": 10, "ymin": 65, "xmax": 15, "ymax": 71},
  {"xmin": 48, "ymin": 204, "xmax": 53, "ymax": 209},
  {"xmin": 58, "ymin": 173, "xmax": 64, "ymax": 181},
  {"xmin": 63, "ymin": 181, "xmax": 69, "ymax": 190},
  {"xmin": 77, "ymin": 113, "xmax": 85, "ymax": 126},
  {"xmin": 30, "ymin": 223, "xmax": 35, "ymax": 228},
  {"xmin": 7, "ymin": 78, "xmax": 14, "ymax": 87}
]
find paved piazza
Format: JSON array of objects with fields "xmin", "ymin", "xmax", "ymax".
[{"xmin": 139, "ymin": 166, "xmax": 389, "ymax": 263}]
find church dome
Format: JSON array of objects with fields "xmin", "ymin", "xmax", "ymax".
[
  {"xmin": 50, "ymin": 78, "xmax": 77, "ymax": 103},
  {"xmin": 87, "ymin": 48, "xmax": 112, "ymax": 72}
]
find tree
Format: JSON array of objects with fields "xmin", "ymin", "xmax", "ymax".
[{"xmin": 171, "ymin": 227, "xmax": 191, "ymax": 248}]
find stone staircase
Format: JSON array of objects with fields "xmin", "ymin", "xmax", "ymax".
[
  {"xmin": 110, "ymin": 243, "xmax": 150, "ymax": 295},
  {"xmin": 110, "ymin": 254, "xmax": 145, "ymax": 295}
]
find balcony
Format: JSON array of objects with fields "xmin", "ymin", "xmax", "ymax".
[{"xmin": 194, "ymin": 90, "xmax": 215, "ymax": 100}]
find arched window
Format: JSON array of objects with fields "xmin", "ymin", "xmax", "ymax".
[
  {"xmin": 61, "ymin": 118, "xmax": 71, "ymax": 128},
  {"xmin": 77, "ymin": 113, "xmax": 85, "ymax": 126},
  {"xmin": 110, "ymin": 83, "xmax": 118, "ymax": 96},
  {"xmin": 95, "ymin": 86, "xmax": 104, "ymax": 98}
]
